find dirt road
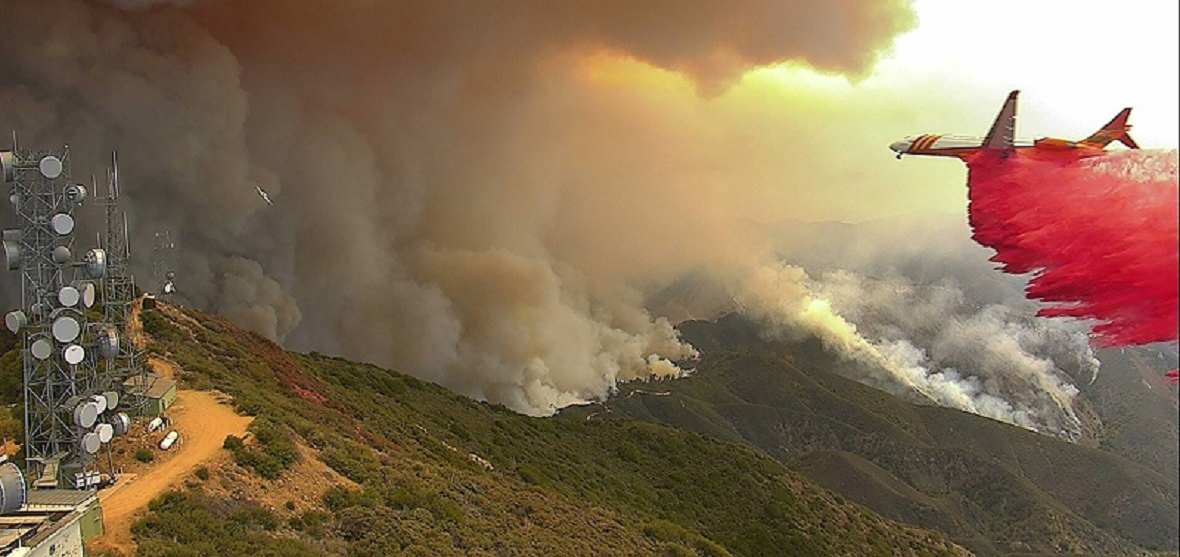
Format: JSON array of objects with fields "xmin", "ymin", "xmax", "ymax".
[{"xmin": 91, "ymin": 390, "xmax": 252, "ymax": 555}]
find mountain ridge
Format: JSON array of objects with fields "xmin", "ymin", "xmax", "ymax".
[
  {"xmin": 46, "ymin": 303, "xmax": 973, "ymax": 556},
  {"xmin": 561, "ymin": 314, "xmax": 1178, "ymax": 556}
]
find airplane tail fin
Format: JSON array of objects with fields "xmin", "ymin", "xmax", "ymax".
[
  {"xmin": 983, "ymin": 90, "xmax": 1019, "ymax": 155},
  {"xmin": 1081, "ymin": 108, "xmax": 1139, "ymax": 149}
]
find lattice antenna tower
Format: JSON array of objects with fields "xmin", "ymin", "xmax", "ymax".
[
  {"xmin": 152, "ymin": 230, "xmax": 176, "ymax": 302},
  {"xmin": 99, "ymin": 154, "xmax": 145, "ymax": 394},
  {"xmin": 3, "ymin": 145, "xmax": 130, "ymax": 488}
]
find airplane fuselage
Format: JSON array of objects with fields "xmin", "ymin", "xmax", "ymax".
[
  {"xmin": 889, "ymin": 134, "xmax": 1110, "ymax": 161},
  {"xmin": 890, "ymin": 91, "xmax": 1136, "ymax": 162}
]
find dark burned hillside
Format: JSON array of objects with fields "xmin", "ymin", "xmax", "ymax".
[
  {"xmin": 560, "ymin": 314, "xmax": 1179, "ymax": 556},
  {"xmin": 99, "ymin": 304, "xmax": 970, "ymax": 557}
]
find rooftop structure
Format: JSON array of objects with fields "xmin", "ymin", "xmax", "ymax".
[{"xmin": 0, "ymin": 489, "xmax": 102, "ymax": 556}]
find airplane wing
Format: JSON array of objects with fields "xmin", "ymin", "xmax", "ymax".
[{"xmin": 982, "ymin": 90, "xmax": 1019, "ymax": 152}]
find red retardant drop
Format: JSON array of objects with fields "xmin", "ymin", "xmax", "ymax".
[{"xmin": 966, "ymin": 149, "xmax": 1179, "ymax": 348}]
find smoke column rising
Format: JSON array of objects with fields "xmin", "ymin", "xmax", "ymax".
[
  {"xmin": 0, "ymin": 0, "xmax": 915, "ymax": 414},
  {"xmin": 967, "ymin": 149, "xmax": 1179, "ymax": 347},
  {"xmin": 0, "ymin": 0, "xmax": 1115, "ymax": 431}
]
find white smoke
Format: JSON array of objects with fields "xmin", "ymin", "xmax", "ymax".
[{"xmin": 734, "ymin": 262, "xmax": 1091, "ymax": 438}]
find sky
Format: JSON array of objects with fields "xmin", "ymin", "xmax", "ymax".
[{"xmin": 573, "ymin": 0, "xmax": 1179, "ymax": 223}]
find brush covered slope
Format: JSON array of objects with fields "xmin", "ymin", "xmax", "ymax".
[
  {"xmin": 559, "ymin": 315, "xmax": 1178, "ymax": 557},
  {"xmin": 80, "ymin": 304, "xmax": 971, "ymax": 557}
]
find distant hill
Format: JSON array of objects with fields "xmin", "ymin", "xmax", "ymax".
[
  {"xmin": 17, "ymin": 304, "xmax": 967, "ymax": 556},
  {"xmin": 561, "ymin": 314, "xmax": 1178, "ymax": 556},
  {"xmin": 1080, "ymin": 346, "xmax": 1179, "ymax": 478}
]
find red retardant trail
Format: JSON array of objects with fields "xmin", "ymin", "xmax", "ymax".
[{"xmin": 966, "ymin": 149, "xmax": 1178, "ymax": 384}]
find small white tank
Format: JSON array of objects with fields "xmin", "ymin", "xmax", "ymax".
[
  {"xmin": 147, "ymin": 416, "xmax": 164, "ymax": 432},
  {"xmin": 159, "ymin": 430, "xmax": 179, "ymax": 451}
]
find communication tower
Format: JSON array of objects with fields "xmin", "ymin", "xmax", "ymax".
[
  {"xmin": 152, "ymin": 230, "xmax": 176, "ymax": 302},
  {"xmin": 100, "ymin": 156, "xmax": 147, "ymax": 402},
  {"xmin": 3, "ymin": 145, "xmax": 131, "ymax": 488}
]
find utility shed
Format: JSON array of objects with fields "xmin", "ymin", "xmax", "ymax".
[{"xmin": 123, "ymin": 373, "xmax": 178, "ymax": 416}]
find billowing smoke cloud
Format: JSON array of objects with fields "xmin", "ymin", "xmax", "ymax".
[
  {"xmin": 968, "ymin": 149, "xmax": 1179, "ymax": 347},
  {"xmin": 0, "ymin": 0, "xmax": 915, "ymax": 414}
]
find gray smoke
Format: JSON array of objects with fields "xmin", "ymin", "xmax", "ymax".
[
  {"xmin": 0, "ymin": 0, "xmax": 915, "ymax": 414},
  {"xmin": 729, "ymin": 217, "xmax": 1097, "ymax": 438}
]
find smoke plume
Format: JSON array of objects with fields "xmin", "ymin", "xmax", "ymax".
[
  {"xmin": 967, "ymin": 150, "xmax": 1179, "ymax": 347},
  {"xmin": 0, "ymin": 0, "xmax": 915, "ymax": 414},
  {"xmin": 732, "ymin": 257, "xmax": 1092, "ymax": 437}
]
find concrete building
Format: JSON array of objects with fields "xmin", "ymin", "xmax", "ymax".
[{"xmin": 123, "ymin": 373, "xmax": 177, "ymax": 417}]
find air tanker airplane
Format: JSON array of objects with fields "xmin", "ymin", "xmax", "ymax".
[{"xmin": 889, "ymin": 90, "xmax": 1138, "ymax": 161}]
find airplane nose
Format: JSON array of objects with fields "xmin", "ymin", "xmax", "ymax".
[{"xmin": 889, "ymin": 140, "xmax": 910, "ymax": 153}]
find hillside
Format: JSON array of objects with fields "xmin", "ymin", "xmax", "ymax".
[
  {"xmin": 44, "ymin": 303, "xmax": 970, "ymax": 556},
  {"xmin": 1080, "ymin": 346, "xmax": 1179, "ymax": 477},
  {"xmin": 560, "ymin": 314, "xmax": 1179, "ymax": 556}
]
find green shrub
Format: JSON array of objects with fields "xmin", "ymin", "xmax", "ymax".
[
  {"xmin": 135, "ymin": 448, "xmax": 155, "ymax": 463},
  {"xmin": 133, "ymin": 491, "xmax": 319, "ymax": 556},
  {"xmin": 223, "ymin": 435, "xmax": 244, "ymax": 450}
]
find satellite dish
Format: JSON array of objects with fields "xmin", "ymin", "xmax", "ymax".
[
  {"xmin": 111, "ymin": 413, "xmax": 131, "ymax": 436},
  {"xmin": 103, "ymin": 390, "xmax": 120, "ymax": 410},
  {"xmin": 39, "ymin": 155, "xmax": 63, "ymax": 179},
  {"xmin": 51, "ymin": 213, "xmax": 75, "ymax": 235},
  {"xmin": 52, "ymin": 316, "xmax": 81, "ymax": 343},
  {"xmin": 58, "ymin": 286, "xmax": 81, "ymax": 307},
  {"xmin": 80, "ymin": 282, "xmax": 97, "ymax": 308},
  {"xmin": 98, "ymin": 327, "xmax": 119, "ymax": 359},
  {"xmin": 63, "ymin": 344, "xmax": 86, "ymax": 365},
  {"xmin": 96, "ymin": 423, "xmax": 114, "ymax": 444},
  {"xmin": 163, "ymin": 281, "xmax": 175, "ymax": 294},
  {"xmin": 4, "ymin": 310, "xmax": 26, "ymax": 333},
  {"xmin": 81, "ymin": 432, "xmax": 101, "ymax": 454},
  {"xmin": 90, "ymin": 394, "xmax": 108, "ymax": 414},
  {"xmin": 0, "ymin": 462, "xmax": 26, "ymax": 514},
  {"xmin": 73, "ymin": 402, "xmax": 98, "ymax": 428},
  {"xmin": 65, "ymin": 184, "xmax": 87, "ymax": 205},
  {"xmin": 2, "ymin": 240, "xmax": 21, "ymax": 270},
  {"xmin": 1, "ymin": 151, "xmax": 15, "ymax": 183},
  {"xmin": 83, "ymin": 249, "xmax": 106, "ymax": 278},
  {"xmin": 52, "ymin": 245, "xmax": 71, "ymax": 264},
  {"xmin": 30, "ymin": 338, "xmax": 53, "ymax": 360}
]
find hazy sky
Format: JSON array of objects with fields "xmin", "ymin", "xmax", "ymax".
[{"xmin": 573, "ymin": 0, "xmax": 1179, "ymax": 223}]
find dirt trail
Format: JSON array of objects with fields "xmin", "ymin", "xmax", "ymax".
[{"xmin": 91, "ymin": 390, "xmax": 252, "ymax": 555}]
